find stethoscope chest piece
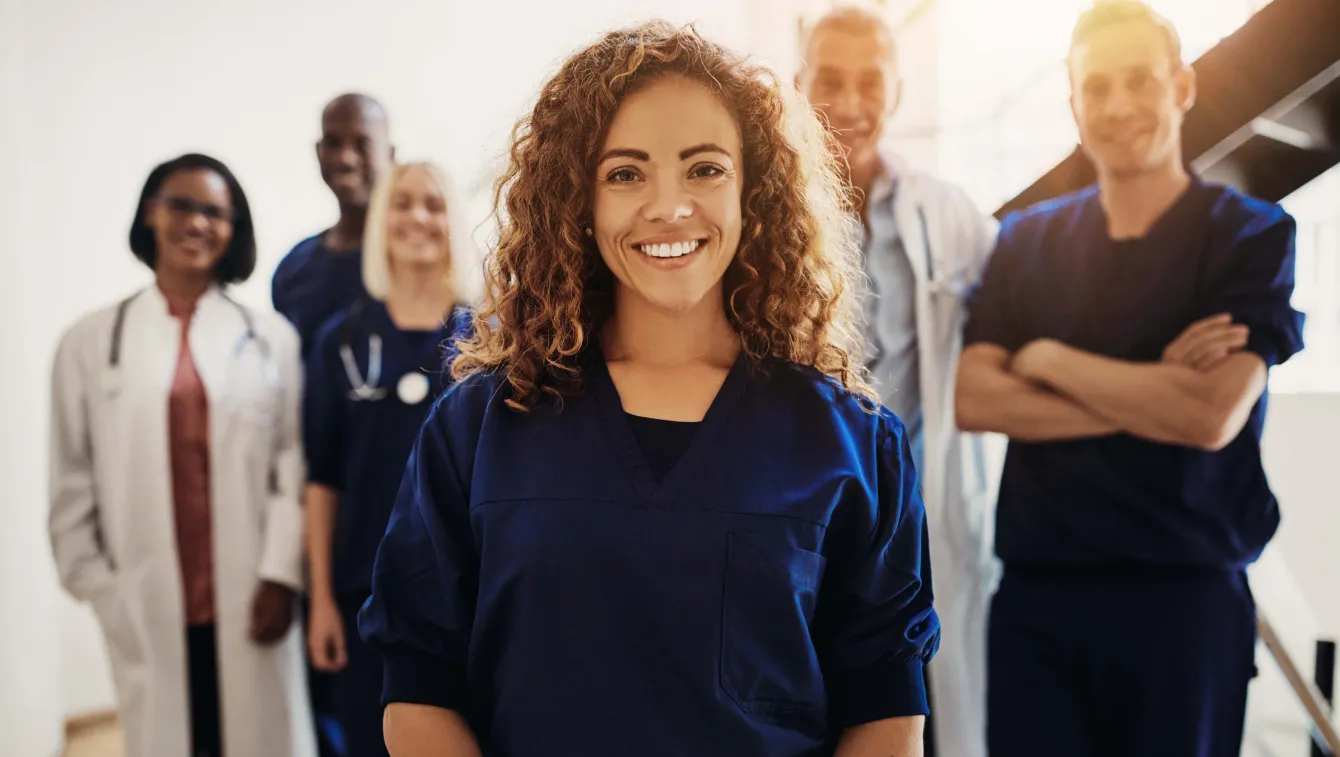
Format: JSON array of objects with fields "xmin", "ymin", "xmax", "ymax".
[{"xmin": 397, "ymin": 372, "xmax": 430, "ymax": 405}]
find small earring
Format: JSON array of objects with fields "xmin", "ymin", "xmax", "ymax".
[{"xmin": 584, "ymin": 227, "xmax": 593, "ymax": 237}]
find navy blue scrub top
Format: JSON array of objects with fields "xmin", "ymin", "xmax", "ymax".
[
  {"xmin": 304, "ymin": 298, "xmax": 473, "ymax": 597},
  {"xmin": 964, "ymin": 177, "xmax": 1305, "ymax": 569},
  {"xmin": 272, "ymin": 233, "xmax": 369, "ymax": 357},
  {"xmin": 358, "ymin": 351, "xmax": 940, "ymax": 756}
]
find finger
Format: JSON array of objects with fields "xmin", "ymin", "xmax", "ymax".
[
  {"xmin": 1168, "ymin": 314, "xmax": 1235, "ymax": 359},
  {"xmin": 1183, "ymin": 313, "xmax": 1234, "ymax": 336},
  {"xmin": 1191, "ymin": 348, "xmax": 1230, "ymax": 372},
  {"xmin": 1170, "ymin": 325, "xmax": 1246, "ymax": 366},
  {"xmin": 1184, "ymin": 329, "xmax": 1249, "ymax": 368}
]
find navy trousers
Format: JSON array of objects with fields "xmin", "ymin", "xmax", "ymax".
[
  {"xmin": 988, "ymin": 565, "xmax": 1257, "ymax": 757},
  {"xmin": 336, "ymin": 594, "xmax": 392, "ymax": 757}
]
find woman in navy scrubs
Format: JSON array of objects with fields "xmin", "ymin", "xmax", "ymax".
[
  {"xmin": 302, "ymin": 161, "xmax": 475, "ymax": 757},
  {"xmin": 360, "ymin": 22, "xmax": 939, "ymax": 757}
]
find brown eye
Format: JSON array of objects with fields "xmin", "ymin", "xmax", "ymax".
[{"xmin": 689, "ymin": 164, "xmax": 725, "ymax": 179}]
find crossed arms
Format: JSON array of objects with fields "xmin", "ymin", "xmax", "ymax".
[{"xmin": 955, "ymin": 314, "xmax": 1267, "ymax": 451}]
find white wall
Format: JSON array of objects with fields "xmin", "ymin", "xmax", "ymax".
[{"xmin": 1, "ymin": 0, "xmax": 64, "ymax": 754}]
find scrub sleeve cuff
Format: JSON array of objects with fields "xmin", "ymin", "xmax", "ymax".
[
  {"xmin": 828, "ymin": 656, "xmax": 930, "ymax": 727},
  {"xmin": 381, "ymin": 646, "xmax": 470, "ymax": 713}
]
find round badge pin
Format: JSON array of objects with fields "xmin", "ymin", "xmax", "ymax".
[{"xmin": 397, "ymin": 372, "xmax": 431, "ymax": 405}]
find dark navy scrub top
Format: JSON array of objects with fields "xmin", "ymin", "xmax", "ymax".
[
  {"xmin": 964, "ymin": 177, "xmax": 1305, "ymax": 569},
  {"xmin": 358, "ymin": 351, "xmax": 940, "ymax": 756},
  {"xmin": 272, "ymin": 233, "xmax": 369, "ymax": 356},
  {"xmin": 304, "ymin": 298, "xmax": 473, "ymax": 598}
]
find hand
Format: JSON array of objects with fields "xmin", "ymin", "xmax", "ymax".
[
  {"xmin": 249, "ymin": 580, "xmax": 296, "ymax": 645},
  {"xmin": 1009, "ymin": 338, "xmax": 1062, "ymax": 382},
  {"xmin": 1162, "ymin": 313, "xmax": 1249, "ymax": 372},
  {"xmin": 307, "ymin": 595, "xmax": 348, "ymax": 672}
]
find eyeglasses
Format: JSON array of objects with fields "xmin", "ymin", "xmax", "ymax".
[{"xmin": 156, "ymin": 195, "xmax": 236, "ymax": 223}]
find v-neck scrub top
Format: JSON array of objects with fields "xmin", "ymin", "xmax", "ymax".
[
  {"xmin": 304, "ymin": 299, "xmax": 473, "ymax": 597},
  {"xmin": 964, "ymin": 178, "xmax": 1305, "ymax": 569},
  {"xmin": 358, "ymin": 351, "xmax": 940, "ymax": 756}
]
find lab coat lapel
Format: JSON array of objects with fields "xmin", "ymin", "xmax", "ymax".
[{"xmin": 189, "ymin": 286, "xmax": 233, "ymax": 412}]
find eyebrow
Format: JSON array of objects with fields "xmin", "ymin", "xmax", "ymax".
[{"xmin": 597, "ymin": 143, "xmax": 733, "ymax": 164}]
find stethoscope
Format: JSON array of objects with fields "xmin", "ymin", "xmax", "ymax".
[
  {"xmin": 103, "ymin": 288, "xmax": 277, "ymax": 396},
  {"xmin": 916, "ymin": 206, "xmax": 970, "ymax": 299},
  {"xmin": 338, "ymin": 300, "xmax": 454, "ymax": 406}
]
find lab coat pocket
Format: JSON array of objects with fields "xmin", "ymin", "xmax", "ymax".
[
  {"xmin": 222, "ymin": 379, "xmax": 279, "ymax": 429},
  {"xmin": 720, "ymin": 532, "xmax": 828, "ymax": 718},
  {"xmin": 91, "ymin": 580, "xmax": 147, "ymax": 668}
]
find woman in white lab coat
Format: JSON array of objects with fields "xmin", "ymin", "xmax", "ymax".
[{"xmin": 48, "ymin": 153, "xmax": 315, "ymax": 757}]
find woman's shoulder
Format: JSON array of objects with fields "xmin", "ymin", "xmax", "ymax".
[{"xmin": 756, "ymin": 359, "xmax": 904, "ymax": 443}]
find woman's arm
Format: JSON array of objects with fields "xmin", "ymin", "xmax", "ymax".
[
  {"xmin": 384, "ymin": 703, "xmax": 481, "ymax": 757},
  {"xmin": 820, "ymin": 415, "xmax": 939, "ymax": 757},
  {"xmin": 836, "ymin": 716, "xmax": 924, "ymax": 757},
  {"xmin": 359, "ymin": 389, "xmax": 486, "ymax": 755},
  {"xmin": 258, "ymin": 321, "xmax": 307, "ymax": 591},
  {"xmin": 48, "ymin": 325, "xmax": 116, "ymax": 602}
]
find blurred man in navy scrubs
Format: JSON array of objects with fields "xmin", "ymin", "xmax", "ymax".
[
  {"xmin": 955, "ymin": 3, "xmax": 1305, "ymax": 756},
  {"xmin": 273, "ymin": 93, "xmax": 395, "ymax": 356},
  {"xmin": 272, "ymin": 92, "xmax": 394, "ymax": 757}
]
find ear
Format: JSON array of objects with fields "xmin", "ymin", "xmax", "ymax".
[
  {"xmin": 1175, "ymin": 65, "xmax": 1197, "ymax": 112},
  {"xmin": 888, "ymin": 74, "xmax": 904, "ymax": 118}
]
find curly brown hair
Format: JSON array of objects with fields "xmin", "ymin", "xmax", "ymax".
[{"xmin": 452, "ymin": 20, "xmax": 875, "ymax": 411}]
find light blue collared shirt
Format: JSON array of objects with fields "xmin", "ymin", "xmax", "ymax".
[{"xmin": 860, "ymin": 161, "xmax": 923, "ymax": 472}]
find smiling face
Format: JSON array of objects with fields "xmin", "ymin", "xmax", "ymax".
[
  {"xmin": 1070, "ymin": 19, "xmax": 1194, "ymax": 179},
  {"xmin": 796, "ymin": 26, "xmax": 899, "ymax": 176},
  {"xmin": 591, "ymin": 74, "xmax": 744, "ymax": 316},
  {"xmin": 385, "ymin": 165, "xmax": 452, "ymax": 276},
  {"xmin": 143, "ymin": 167, "xmax": 235, "ymax": 280}
]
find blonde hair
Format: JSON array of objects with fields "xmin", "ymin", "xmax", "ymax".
[{"xmin": 362, "ymin": 161, "xmax": 480, "ymax": 303}]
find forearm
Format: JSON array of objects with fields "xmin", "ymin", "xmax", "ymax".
[
  {"xmin": 384, "ymin": 703, "xmax": 481, "ymax": 757},
  {"xmin": 305, "ymin": 484, "xmax": 339, "ymax": 602},
  {"xmin": 956, "ymin": 347, "xmax": 1119, "ymax": 441},
  {"xmin": 1026, "ymin": 343, "xmax": 1254, "ymax": 450},
  {"xmin": 835, "ymin": 716, "xmax": 924, "ymax": 757}
]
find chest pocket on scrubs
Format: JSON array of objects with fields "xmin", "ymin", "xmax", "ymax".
[{"xmin": 720, "ymin": 531, "xmax": 827, "ymax": 718}]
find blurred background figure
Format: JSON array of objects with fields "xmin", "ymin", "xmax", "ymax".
[
  {"xmin": 271, "ymin": 92, "xmax": 396, "ymax": 757},
  {"xmin": 956, "ymin": 3, "xmax": 1305, "ymax": 756},
  {"xmin": 302, "ymin": 161, "xmax": 476, "ymax": 757},
  {"xmin": 794, "ymin": 7, "xmax": 997, "ymax": 757},
  {"xmin": 273, "ymin": 93, "xmax": 396, "ymax": 357},
  {"xmin": 47, "ymin": 154, "xmax": 312, "ymax": 757}
]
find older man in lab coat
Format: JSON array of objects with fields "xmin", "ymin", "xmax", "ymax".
[{"xmin": 797, "ymin": 7, "xmax": 1001, "ymax": 757}]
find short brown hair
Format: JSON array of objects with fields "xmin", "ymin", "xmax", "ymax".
[
  {"xmin": 800, "ymin": 4, "xmax": 897, "ymax": 68},
  {"xmin": 452, "ymin": 20, "xmax": 873, "ymax": 411},
  {"xmin": 1068, "ymin": 0, "xmax": 1183, "ymax": 69}
]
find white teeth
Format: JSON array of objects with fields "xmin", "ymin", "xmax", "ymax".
[{"xmin": 638, "ymin": 240, "xmax": 700, "ymax": 258}]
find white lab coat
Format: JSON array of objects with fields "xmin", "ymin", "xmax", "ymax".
[
  {"xmin": 882, "ymin": 157, "xmax": 1003, "ymax": 757},
  {"xmin": 48, "ymin": 284, "xmax": 315, "ymax": 757}
]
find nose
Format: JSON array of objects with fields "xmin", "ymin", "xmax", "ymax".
[
  {"xmin": 335, "ymin": 144, "xmax": 362, "ymax": 169},
  {"xmin": 187, "ymin": 211, "xmax": 211, "ymax": 234},
  {"xmin": 641, "ymin": 173, "xmax": 693, "ymax": 223},
  {"xmin": 828, "ymin": 84, "xmax": 864, "ymax": 125},
  {"xmin": 1101, "ymin": 87, "xmax": 1139, "ymax": 121}
]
